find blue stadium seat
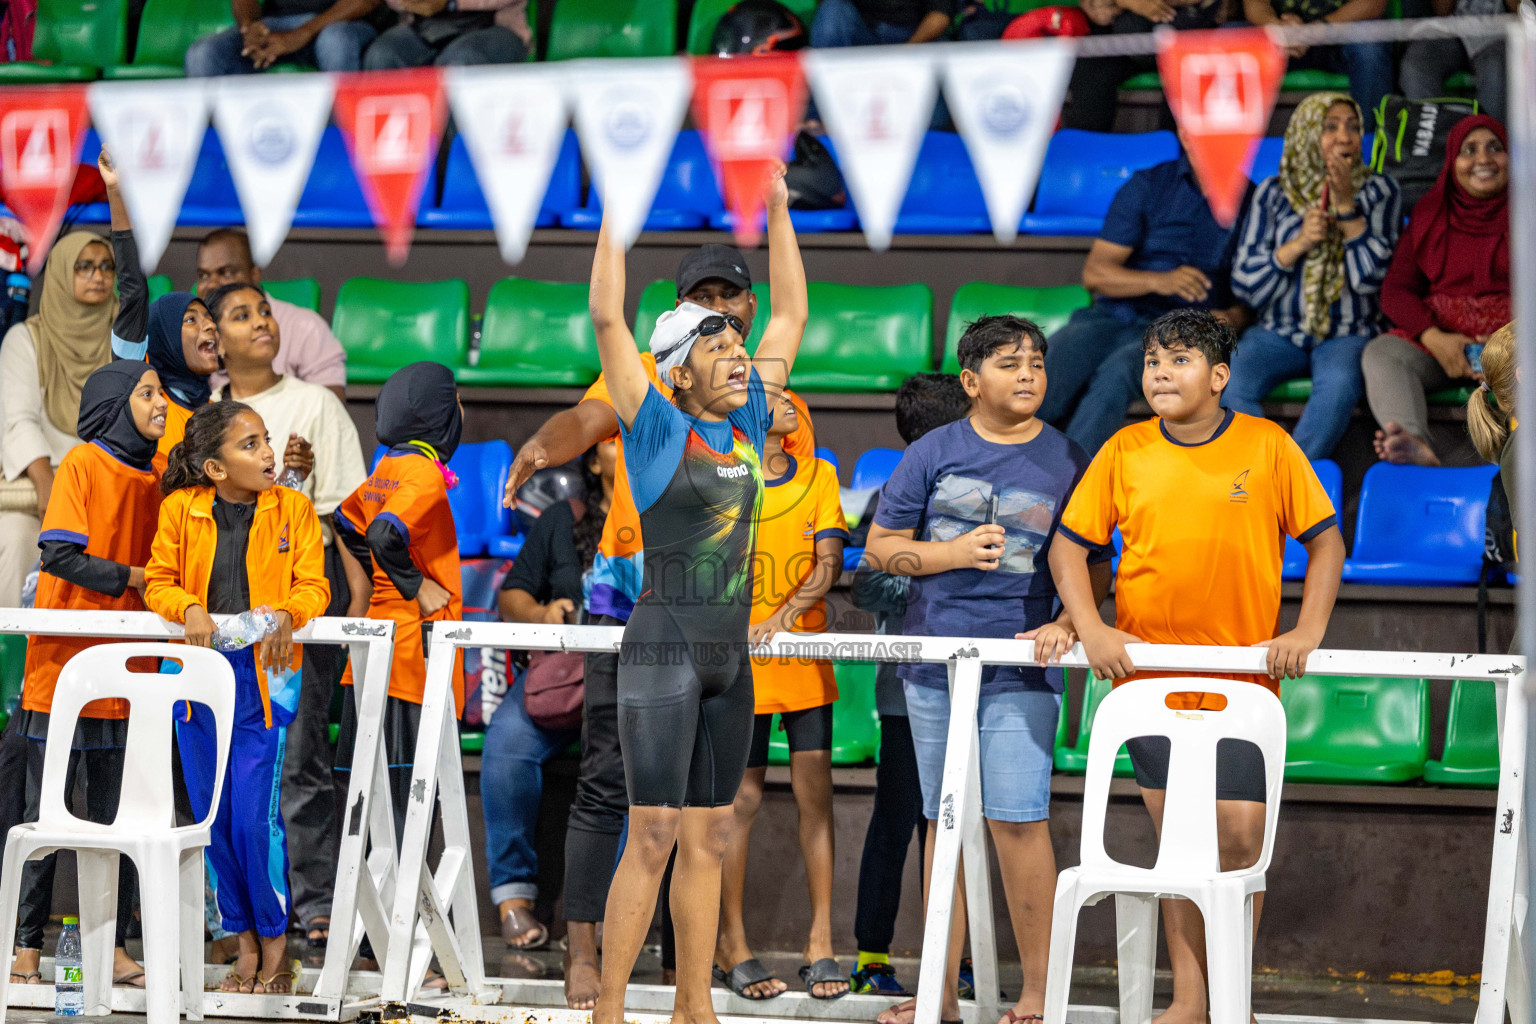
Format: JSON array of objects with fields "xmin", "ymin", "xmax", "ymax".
[
  {"xmin": 1342, "ymin": 463, "xmax": 1499, "ymax": 585},
  {"xmin": 562, "ymin": 130, "xmax": 724, "ymax": 231},
  {"xmin": 851, "ymin": 447, "xmax": 903, "ymax": 491},
  {"xmin": 892, "ymin": 131, "xmax": 991, "ymax": 235},
  {"xmin": 710, "ymin": 134, "xmax": 857, "ymax": 234},
  {"xmin": 371, "ymin": 441, "xmax": 516, "ymax": 558},
  {"xmin": 1021, "ymin": 129, "xmax": 1179, "ymax": 236},
  {"xmin": 420, "ymin": 129, "xmax": 582, "ymax": 229},
  {"xmin": 815, "ymin": 446, "xmax": 839, "ymax": 474},
  {"xmin": 1281, "ymin": 459, "xmax": 1344, "ymax": 581},
  {"xmin": 291, "ymin": 126, "xmax": 376, "ymax": 229},
  {"xmin": 178, "ymin": 129, "xmax": 242, "ymax": 226}
]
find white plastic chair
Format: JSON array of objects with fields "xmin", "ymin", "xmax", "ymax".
[
  {"xmin": 0, "ymin": 643, "xmax": 236, "ymax": 1024},
  {"xmin": 1043, "ymin": 677, "xmax": 1287, "ymax": 1024}
]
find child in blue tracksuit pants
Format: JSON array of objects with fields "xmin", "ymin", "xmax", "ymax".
[{"xmin": 146, "ymin": 400, "xmax": 330, "ymax": 994}]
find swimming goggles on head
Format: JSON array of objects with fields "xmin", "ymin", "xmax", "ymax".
[{"xmin": 653, "ymin": 313, "xmax": 748, "ymax": 370}]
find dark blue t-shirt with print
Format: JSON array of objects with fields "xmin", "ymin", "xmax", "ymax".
[{"xmin": 872, "ymin": 417, "xmax": 1101, "ymax": 695}]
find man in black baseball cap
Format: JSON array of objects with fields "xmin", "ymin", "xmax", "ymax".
[{"xmin": 676, "ymin": 242, "xmax": 759, "ymax": 336}]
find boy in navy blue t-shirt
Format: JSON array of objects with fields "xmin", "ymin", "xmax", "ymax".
[{"xmin": 866, "ymin": 316, "xmax": 1111, "ymax": 1024}]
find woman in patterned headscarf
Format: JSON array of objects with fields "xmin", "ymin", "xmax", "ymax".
[{"xmin": 1226, "ymin": 92, "xmax": 1402, "ymax": 459}]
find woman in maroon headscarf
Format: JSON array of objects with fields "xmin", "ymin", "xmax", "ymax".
[{"xmin": 1363, "ymin": 114, "xmax": 1509, "ymax": 466}]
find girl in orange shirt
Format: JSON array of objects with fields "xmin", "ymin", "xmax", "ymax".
[
  {"xmin": 9, "ymin": 360, "xmax": 167, "ymax": 990},
  {"xmin": 145, "ymin": 401, "xmax": 329, "ymax": 995}
]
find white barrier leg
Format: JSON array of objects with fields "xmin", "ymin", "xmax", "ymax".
[
  {"xmin": 314, "ymin": 633, "xmax": 400, "ymax": 1003},
  {"xmin": 915, "ymin": 653, "xmax": 985, "ymax": 1024},
  {"xmin": 962, "ymin": 699, "xmax": 1000, "ymax": 1024},
  {"xmin": 1477, "ymin": 670, "xmax": 1528, "ymax": 1024}
]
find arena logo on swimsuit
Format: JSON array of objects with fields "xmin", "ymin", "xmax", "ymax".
[{"xmin": 717, "ymin": 463, "xmax": 751, "ymax": 480}]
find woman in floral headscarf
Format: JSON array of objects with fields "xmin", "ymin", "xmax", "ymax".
[{"xmin": 1226, "ymin": 92, "xmax": 1402, "ymax": 459}]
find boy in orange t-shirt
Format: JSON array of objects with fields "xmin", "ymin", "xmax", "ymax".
[{"xmin": 1044, "ymin": 309, "xmax": 1344, "ymax": 1024}]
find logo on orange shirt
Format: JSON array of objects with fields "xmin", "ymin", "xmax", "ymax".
[
  {"xmin": 1231, "ymin": 470, "xmax": 1250, "ymax": 504},
  {"xmin": 278, "ymin": 523, "xmax": 290, "ymax": 553}
]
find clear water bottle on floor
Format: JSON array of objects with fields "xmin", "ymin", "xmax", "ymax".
[
  {"xmin": 54, "ymin": 916, "xmax": 83, "ymax": 1016},
  {"xmin": 212, "ymin": 608, "xmax": 278, "ymax": 652}
]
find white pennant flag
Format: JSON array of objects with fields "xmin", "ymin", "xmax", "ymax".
[
  {"xmin": 805, "ymin": 48, "xmax": 938, "ymax": 252},
  {"xmin": 211, "ymin": 74, "xmax": 335, "ymax": 267},
  {"xmin": 569, "ymin": 58, "xmax": 691, "ymax": 249},
  {"xmin": 943, "ymin": 40, "xmax": 1074, "ymax": 245},
  {"xmin": 87, "ymin": 80, "xmax": 210, "ymax": 272},
  {"xmin": 447, "ymin": 65, "xmax": 569, "ymax": 265}
]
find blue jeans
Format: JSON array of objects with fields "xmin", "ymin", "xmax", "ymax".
[
  {"xmin": 810, "ymin": 0, "xmax": 919, "ymax": 45},
  {"xmin": 903, "ymin": 682, "xmax": 1058, "ymax": 824},
  {"xmin": 480, "ymin": 673, "xmax": 579, "ymax": 904},
  {"xmin": 184, "ymin": 12, "xmax": 375, "ymax": 75},
  {"xmin": 1224, "ymin": 325, "xmax": 1370, "ymax": 459},
  {"xmin": 1038, "ymin": 304, "xmax": 1155, "ymax": 456},
  {"xmin": 363, "ymin": 22, "xmax": 528, "ymax": 69}
]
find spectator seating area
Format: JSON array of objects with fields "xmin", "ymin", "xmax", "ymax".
[{"xmin": 1, "ymin": 0, "xmax": 1481, "ymax": 98}]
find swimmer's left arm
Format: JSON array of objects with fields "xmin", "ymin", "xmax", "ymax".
[
  {"xmin": 753, "ymin": 161, "xmax": 808, "ymax": 396},
  {"xmin": 590, "ymin": 207, "xmax": 648, "ymax": 430}
]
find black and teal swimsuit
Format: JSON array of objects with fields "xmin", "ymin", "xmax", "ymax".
[{"xmin": 616, "ymin": 370, "xmax": 771, "ymax": 807}]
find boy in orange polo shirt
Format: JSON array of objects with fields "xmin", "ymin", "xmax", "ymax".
[{"xmin": 1043, "ymin": 309, "xmax": 1344, "ymax": 1024}]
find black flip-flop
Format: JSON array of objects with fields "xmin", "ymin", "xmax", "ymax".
[
  {"xmin": 799, "ymin": 957, "xmax": 849, "ymax": 1000},
  {"xmin": 713, "ymin": 958, "xmax": 783, "ymax": 1000}
]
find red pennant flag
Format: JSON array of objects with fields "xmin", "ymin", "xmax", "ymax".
[
  {"xmin": 333, "ymin": 68, "xmax": 447, "ymax": 265},
  {"xmin": 691, "ymin": 54, "xmax": 806, "ymax": 247},
  {"xmin": 0, "ymin": 86, "xmax": 89, "ymax": 273},
  {"xmin": 1157, "ymin": 28, "xmax": 1285, "ymax": 227}
]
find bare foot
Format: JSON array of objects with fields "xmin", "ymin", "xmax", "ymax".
[
  {"xmin": 879, "ymin": 998, "xmax": 917, "ymax": 1024},
  {"xmin": 1376, "ymin": 422, "xmax": 1440, "ymax": 466},
  {"xmin": 1151, "ymin": 1004, "xmax": 1210, "ymax": 1024},
  {"xmin": 10, "ymin": 947, "xmax": 42, "ymax": 985},
  {"xmin": 112, "ymin": 947, "xmax": 146, "ymax": 987},
  {"xmin": 563, "ymin": 947, "xmax": 600, "ymax": 1010},
  {"xmin": 801, "ymin": 939, "xmax": 848, "ymax": 998}
]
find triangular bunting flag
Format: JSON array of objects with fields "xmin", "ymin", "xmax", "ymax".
[
  {"xmin": 1157, "ymin": 28, "xmax": 1285, "ymax": 226},
  {"xmin": 942, "ymin": 40, "xmax": 1073, "ymax": 245},
  {"xmin": 333, "ymin": 68, "xmax": 447, "ymax": 265},
  {"xmin": 570, "ymin": 58, "xmax": 693, "ymax": 249},
  {"xmin": 691, "ymin": 53, "xmax": 806, "ymax": 247},
  {"xmin": 0, "ymin": 86, "xmax": 90, "ymax": 272},
  {"xmin": 87, "ymin": 80, "xmax": 211, "ymax": 273},
  {"xmin": 211, "ymin": 74, "xmax": 335, "ymax": 268},
  {"xmin": 804, "ymin": 47, "xmax": 937, "ymax": 252},
  {"xmin": 446, "ymin": 64, "xmax": 569, "ymax": 265}
]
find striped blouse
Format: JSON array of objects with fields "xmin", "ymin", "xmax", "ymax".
[{"xmin": 1232, "ymin": 173, "xmax": 1403, "ymax": 346}]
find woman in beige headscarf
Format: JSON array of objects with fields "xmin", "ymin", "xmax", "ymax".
[
  {"xmin": 0, "ymin": 231, "xmax": 119, "ymax": 607},
  {"xmin": 1225, "ymin": 92, "xmax": 1403, "ymax": 460}
]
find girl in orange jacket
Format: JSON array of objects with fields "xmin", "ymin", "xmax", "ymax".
[{"xmin": 145, "ymin": 401, "xmax": 329, "ymax": 996}]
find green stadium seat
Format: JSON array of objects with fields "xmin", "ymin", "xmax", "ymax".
[
  {"xmin": 635, "ymin": 279, "xmax": 770, "ymax": 352},
  {"xmin": 102, "ymin": 0, "xmax": 231, "ymax": 77},
  {"xmin": 264, "ymin": 277, "xmax": 321, "ymax": 312},
  {"xmin": 1424, "ymin": 680, "xmax": 1500, "ymax": 787},
  {"xmin": 146, "ymin": 274, "xmax": 173, "ymax": 303},
  {"xmin": 768, "ymin": 661, "xmax": 881, "ymax": 766},
  {"xmin": 795, "ymin": 283, "xmax": 932, "ymax": 391},
  {"xmin": 0, "ymin": 633, "xmax": 24, "ymax": 720},
  {"xmin": 1281, "ymin": 675, "xmax": 1429, "ymax": 783},
  {"xmin": 0, "ymin": 0, "xmax": 128, "ymax": 81},
  {"xmin": 546, "ymin": 0, "xmax": 677, "ymax": 60},
  {"xmin": 1121, "ymin": 69, "xmax": 1350, "ymax": 93},
  {"xmin": 687, "ymin": 0, "xmax": 817, "ymax": 53},
  {"xmin": 942, "ymin": 282, "xmax": 1091, "ymax": 375},
  {"xmin": 1444, "ymin": 71, "xmax": 1475, "ymax": 93},
  {"xmin": 1053, "ymin": 672, "xmax": 1134, "ymax": 777},
  {"xmin": 1266, "ymin": 379, "xmax": 1474, "ymax": 406},
  {"xmin": 459, "ymin": 278, "xmax": 601, "ymax": 387},
  {"xmin": 332, "ymin": 277, "xmax": 469, "ymax": 385},
  {"xmin": 461, "ymin": 731, "xmax": 484, "ymax": 754}
]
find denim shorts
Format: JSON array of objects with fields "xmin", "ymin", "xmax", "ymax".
[{"xmin": 903, "ymin": 681, "xmax": 1059, "ymax": 824}]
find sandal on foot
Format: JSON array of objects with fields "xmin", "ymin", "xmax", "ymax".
[
  {"xmin": 113, "ymin": 970, "xmax": 146, "ymax": 988},
  {"xmin": 799, "ymin": 957, "xmax": 849, "ymax": 1000},
  {"xmin": 305, "ymin": 920, "xmax": 330, "ymax": 951},
  {"xmin": 1000, "ymin": 1013, "xmax": 1043, "ymax": 1024},
  {"xmin": 220, "ymin": 971, "xmax": 257, "ymax": 993},
  {"xmin": 257, "ymin": 970, "xmax": 295, "ymax": 995},
  {"xmin": 9, "ymin": 971, "xmax": 41, "ymax": 985},
  {"xmin": 712, "ymin": 958, "xmax": 782, "ymax": 1000},
  {"xmin": 500, "ymin": 905, "xmax": 548, "ymax": 950}
]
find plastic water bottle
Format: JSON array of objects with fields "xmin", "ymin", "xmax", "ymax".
[
  {"xmin": 1466, "ymin": 342, "xmax": 1485, "ymax": 377},
  {"xmin": 54, "ymin": 916, "xmax": 83, "ymax": 1016},
  {"xmin": 212, "ymin": 608, "xmax": 278, "ymax": 652},
  {"xmin": 6, "ymin": 272, "xmax": 29, "ymax": 326},
  {"xmin": 276, "ymin": 466, "xmax": 307, "ymax": 490}
]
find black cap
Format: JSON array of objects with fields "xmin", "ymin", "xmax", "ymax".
[{"xmin": 675, "ymin": 243, "xmax": 752, "ymax": 297}]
